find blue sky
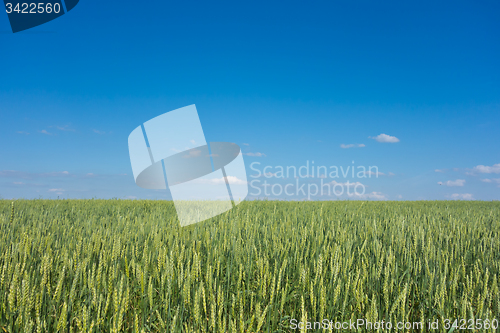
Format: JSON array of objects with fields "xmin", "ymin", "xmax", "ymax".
[{"xmin": 1, "ymin": 0, "xmax": 499, "ymax": 200}]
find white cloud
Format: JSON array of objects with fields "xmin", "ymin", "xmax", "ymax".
[
  {"xmin": 369, "ymin": 133, "xmax": 400, "ymax": 143},
  {"xmin": 472, "ymin": 163, "xmax": 500, "ymax": 174},
  {"xmin": 13, "ymin": 182, "xmax": 24, "ymax": 185},
  {"xmin": 190, "ymin": 139, "xmax": 196, "ymax": 145},
  {"xmin": 365, "ymin": 192, "xmax": 388, "ymax": 200},
  {"xmin": 438, "ymin": 179, "xmax": 465, "ymax": 187},
  {"xmin": 435, "ymin": 169, "xmax": 447, "ymax": 173},
  {"xmin": 448, "ymin": 193, "xmax": 474, "ymax": 200},
  {"xmin": 39, "ymin": 130, "xmax": 53, "ymax": 135},
  {"xmin": 48, "ymin": 188, "xmax": 65, "ymax": 192},
  {"xmin": 242, "ymin": 143, "xmax": 250, "ymax": 146},
  {"xmin": 244, "ymin": 152, "xmax": 266, "ymax": 157},
  {"xmin": 481, "ymin": 178, "xmax": 500, "ymax": 186},
  {"xmin": 16, "ymin": 131, "xmax": 29, "ymax": 135},
  {"xmin": 340, "ymin": 143, "xmax": 365, "ymax": 149},
  {"xmin": 93, "ymin": 129, "xmax": 106, "ymax": 135},
  {"xmin": 54, "ymin": 125, "xmax": 75, "ymax": 132},
  {"xmin": 226, "ymin": 176, "xmax": 247, "ymax": 185}
]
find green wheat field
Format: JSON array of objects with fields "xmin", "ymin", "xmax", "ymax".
[{"xmin": 0, "ymin": 199, "xmax": 499, "ymax": 332}]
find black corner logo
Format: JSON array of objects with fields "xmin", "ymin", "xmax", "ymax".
[{"xmin": 3, "ymin": 0, "xmax": 79, "ymax": 33}]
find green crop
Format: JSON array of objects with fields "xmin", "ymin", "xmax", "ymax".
[{"xmin": 0, "ymin": 199, "xmax": 499, "ymax": 332}]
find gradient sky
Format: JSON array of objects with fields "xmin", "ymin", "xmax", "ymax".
[{"xmin": 1, "ymin": 0, "xmax": 499, "ymax": 200}]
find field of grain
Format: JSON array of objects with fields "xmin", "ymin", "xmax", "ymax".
[{"xmin": 0, "ymin": 199, "xmax": 499, "ymax": 332}]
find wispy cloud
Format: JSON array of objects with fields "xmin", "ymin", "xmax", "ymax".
[
  {"xmin": 448, "ymin": 193, "xmax": 474, "ymax": 200},
  {"xmin": 340, "ymin": 143, "xmax": 365, "ymax": 149},
  {"xmin": 471, "ymin": 163, "xmax": 500, "ymax": 174},
  {"xmin": 369, "ymin": 133, "xmax": 400, "ymax": 143},
  {"xmin": 242, "ymin": 143, "xmax": 250, "ymax": 146},
  {"xmin": 16, "ymin": 131, "xmax": 30, "ymax": 135},
  {"xmin": 52, "ymin": 125, "xmax": 75, "ymax": 132},
  {"xmin": 243, "ymin": 152, "xmax": 266, "ymax": 157},
  {"xmin": 365, "ymin": 170, "xmax": 385, "ymax": 177},
  {"xmin": 438, "ymin": 179, "xmax": 465, "ymax": 187},
  {"xmin": 181, "ymin": 149, "xmax": 202, "ymax": 158},
  {"xmin": 362, "ymin": 171, "xmax": 395, "ymax": 177},
  {"xmin": 350, "ymin": 191, "xmax": 387, "ymax": 200},
  {"xmin": 92, "ymin": 129, "xmax": 106, "ymax": 135},
  {"xmin": 5, "ymin": 181, "xmax": 46, "ymax": 189},
  {"xmin": 0, "ymin": 170, "xmax": 127, "ymax": 182},
  {"xmin": 481, "ymin": 178, "xmax": 500, "ymax": 187},
  {"xmin": 435, "ymin": 169, "xmax": 447, "ymax": 173},
  {"xmin": 48, "ymin": 188, "xmax": 65, "ymax": 192},
  {"xmin": 39, "ymin": 130, "xmax": 53, "ymax": 135},
  {"xmin": 0, "ymin": 170, "xmax": 70, "ymax": 179}
]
